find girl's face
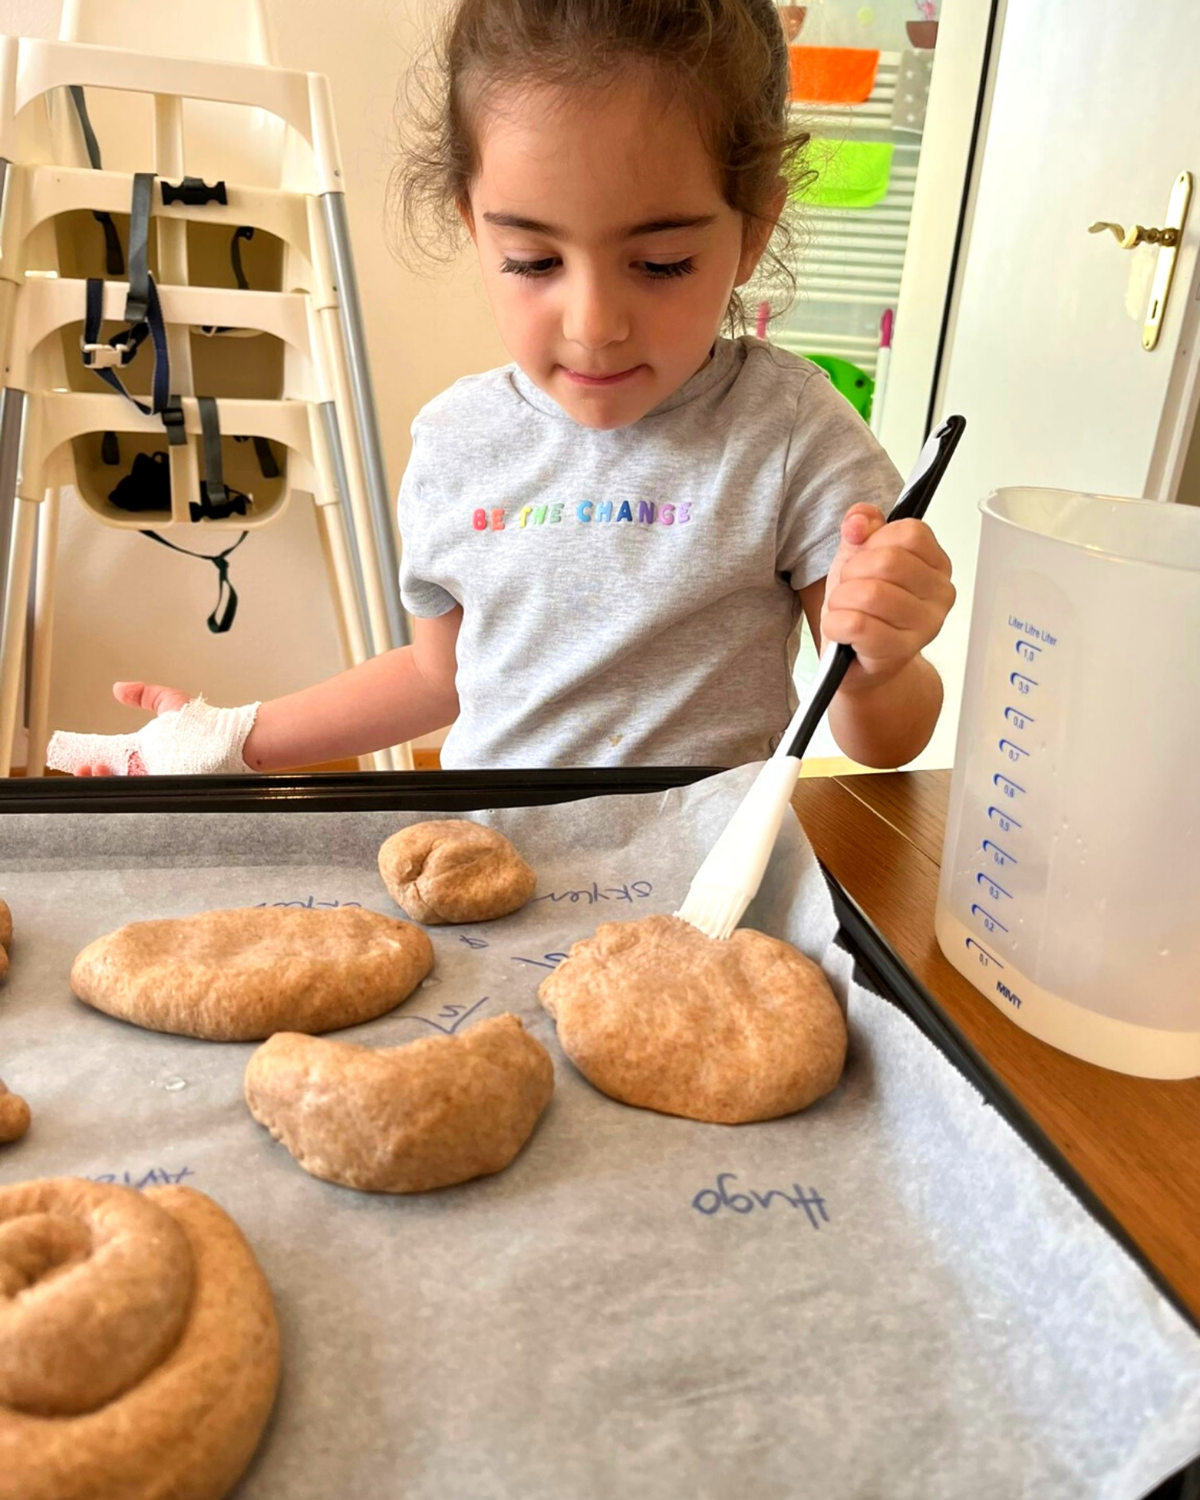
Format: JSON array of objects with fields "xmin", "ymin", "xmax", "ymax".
[{"xmin": 464, "ymin": 74, "xmax": 777, "ymax": 430}]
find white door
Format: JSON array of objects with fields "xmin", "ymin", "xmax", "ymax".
[{"xmin": 912, "ymin": 0, "xmax": 1200, "ymax": 770}]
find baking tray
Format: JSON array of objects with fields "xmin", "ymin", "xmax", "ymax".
[{"xmin": 2, "ymin": 767, "xmax": 1197, "ymax": 1497}]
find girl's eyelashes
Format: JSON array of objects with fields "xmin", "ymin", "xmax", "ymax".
[
  {"xmin": 643, "ymin": 258, "xmax": 696, "ymax": 279},
  {"xmin": 501, "ymin": 256, "xmax": 558, "ymax": 277},
  {"xmin": 498, "ymin": 257, "xmax": 697, "ymax": 280}
]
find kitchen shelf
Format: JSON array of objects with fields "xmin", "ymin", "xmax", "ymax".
[{"xmin": 778, "ymin": 49, "xmax": 926, "ymax": 378}]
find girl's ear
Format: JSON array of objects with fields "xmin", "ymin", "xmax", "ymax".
[
  {"xmin": 457, "ymin": 196, "xmax": 477, "ymax": 242},
  {"xmin": 734, "ymin": 176, "xmax": 788, "ymax": 285}
]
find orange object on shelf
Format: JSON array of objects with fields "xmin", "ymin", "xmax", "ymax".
[{"xmin": 788, "ymin": 46, "xmax": 880, "ymax": 104}]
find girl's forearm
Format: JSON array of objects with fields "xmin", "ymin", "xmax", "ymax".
[
  {"xmin": 242, "ymin": 647, "xmax": 458, "ymax": 771},
  {"xmin": 827, "ymin": 653, "xmax": 943, "ymax": 769}
]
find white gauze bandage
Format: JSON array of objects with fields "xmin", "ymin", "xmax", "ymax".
[{"xmin": 47, "ymin": 696, "xmax": 260, "ymax": 776}]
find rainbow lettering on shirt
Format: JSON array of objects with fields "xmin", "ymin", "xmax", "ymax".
[{"xmin": 471, "ymin": 500, "xmax": 693, "ymax": 532}]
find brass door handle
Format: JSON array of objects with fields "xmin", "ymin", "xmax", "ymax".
[
  {"xmin": 1088, "ymin": 220, "xmax": 1179, "ymax": 248},
  {"xmin": 1088, "ymin": 172, "xmax": 1193, "ymax": 349}
]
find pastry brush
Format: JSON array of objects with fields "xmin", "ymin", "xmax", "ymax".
[{"xmin": 676, "ymin": 414, "xmax": 966, "ymax": 941}]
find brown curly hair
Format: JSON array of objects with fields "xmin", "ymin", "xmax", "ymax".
[{"xmin": 390, "ymin": 0, "xmax": 811, "ymax": 331}]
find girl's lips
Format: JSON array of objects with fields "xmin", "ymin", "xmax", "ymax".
[{"xmin": 559, "ymin": 365, "xmax": 643, "ymax": 387}]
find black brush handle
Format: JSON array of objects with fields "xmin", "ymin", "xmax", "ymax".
[{"xmin": 785, "ymin": 415, "xmax": 966, "ymax": 761}]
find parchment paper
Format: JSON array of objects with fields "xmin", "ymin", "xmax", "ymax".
[{"xmin": 2, "ymin": 765, "xmax": 1198, "ymax": 1499}]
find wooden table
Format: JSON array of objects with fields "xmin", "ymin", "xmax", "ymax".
[{"xmin": 792, "ymin": 770, "xmax": 1200, "ymax": 1323}]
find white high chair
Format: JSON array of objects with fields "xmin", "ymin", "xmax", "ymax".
[{"xmin": 0, "ymin": 0, "xmax": 412, "ymax": 776}]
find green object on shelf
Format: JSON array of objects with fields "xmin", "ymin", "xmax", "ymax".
[
  {"xmin": 805, "ymin": 354, "xmax": 875, "ymax": 420},
  {"xmin": 794, "ymin": 139, "xmax": 895, "ymax": 209}
]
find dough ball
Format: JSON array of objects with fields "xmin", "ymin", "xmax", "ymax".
[
  {"xmin": 71, "ymin": 906, "xmax": 433, "ymax": 1042},
  {"xmin": 245, "ymin": 1014, "xmax": 554, "ymax": 1193},
  {"xmin": 0, "ymin": 1177, "xmax": 279, "ymax": 1500},
  {"xmin": 0, "ymin": 899, "xmax": 11, "ymax": 950},
  {"xmin": 378, "ymin": 820, "xmax": 536, "ymax": 925},
  {"xmin": 0, "ymin": 1081, "xmax": 30, "ymax": 1145},
  {"xmin": 539, "ymin": 914, "xmax": 847, "ymax": 1125}
]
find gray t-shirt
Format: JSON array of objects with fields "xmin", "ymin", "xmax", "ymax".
[{"xmin": 398, "ymin": 336, "xmax": 902, "ymax": 768}]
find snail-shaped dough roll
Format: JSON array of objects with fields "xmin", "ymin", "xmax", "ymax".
[
  {"xmin": 245, "ymin": 1014, "xmax": 554, "ymax": 1192},
  {"xmin": 0, "ymin": 1178, "xmax": 279, "ymax": 1500},
  {"xmin": 378, "ymin": 821, "xmax": 536, "ymax": 925}
]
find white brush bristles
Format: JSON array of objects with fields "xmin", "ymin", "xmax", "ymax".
[{"xmin": 676, "ymin": 755, "xmax": 803, "ymax": 940}]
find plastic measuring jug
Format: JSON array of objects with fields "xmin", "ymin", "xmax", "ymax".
[{"xmin": 936, "ymin": 487, "xmax": 1200, "ymax": 1078}]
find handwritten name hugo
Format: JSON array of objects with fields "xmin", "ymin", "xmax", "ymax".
[{"xmin": 692, "ymin": 1173, "xmax": 829, "ymax": 1228}]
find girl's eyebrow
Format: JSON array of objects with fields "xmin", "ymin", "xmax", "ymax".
[{"xmin": 481, "ymin": 211, "xmax": 718, "ymax": 238}]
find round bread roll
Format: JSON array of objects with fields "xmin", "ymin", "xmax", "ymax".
[
  {"xmin": 538, "ymin": 914, "xmax": 847, "ymax": 1124},
  {"xmin": 0, "ymin": 899, "xmax": 10, "ymax": 982},
  {"xmin": 0, "ymin": 1082, "xmax": 29, "ymax": 1145},
  {"xmin": 245, "ymin": 1014, "xmax": 554, "ymax": 1193},
  {"xmin": 71, "ymin": 906, "xmax": 433, "ymax": 1042},
  {"xmin": 0, "ymin": 1177, "xmax": 279, "ymax": 1500},
  {"xmin": 378, "ymin": 820, "xmax": 536, "ymax": 925}
]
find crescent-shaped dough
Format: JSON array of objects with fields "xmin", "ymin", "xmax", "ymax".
[
  {"xmin": 378, "ymin": 821, "xmax": 536, "ymax": 925},
  {"xmin": 71, "ymin": 905, "xmax": 434, "ymax": 1041},
  {"xmin": 0, "ymin": 1178, "xmax": 279, "ymax": 1500},
  {"xmin": 245, "ymin": 1014, "xmax": 555, "ymax": 1192},
  {"xmin": 539, "ymin": 915, "xmax": 847, "ymax": 1124}
]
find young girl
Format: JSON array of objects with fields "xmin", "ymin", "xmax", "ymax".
[{"xmin": 49, "ymin": 0, "xmax": 954, "ymax": 778}]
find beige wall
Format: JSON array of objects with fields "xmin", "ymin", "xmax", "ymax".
[{"xmin": 8, "ymin": 0, "xmax": 506, "ymax": 744}]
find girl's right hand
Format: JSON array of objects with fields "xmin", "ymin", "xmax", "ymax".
[{"xmin": 73, "ymin": 682, "xmax": 192, "ymax": 776}]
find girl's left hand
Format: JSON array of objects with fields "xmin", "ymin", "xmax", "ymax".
[{"xmin": 819, "ymin": 502, "xmax": 955, "ymax": 687}]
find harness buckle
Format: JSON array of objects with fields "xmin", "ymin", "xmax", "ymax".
[
  {"xmin": 161, "ymin": 176, "xmax": 227, "ymax": 207},
  {"xmin": 79, "ymin": 337, "xmax": 133, "ymax": 370},
  {"xmin": 161, "ymin": 398, "xmax": 187, "ymax": 446}
]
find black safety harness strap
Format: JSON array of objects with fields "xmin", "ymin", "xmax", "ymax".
[
  {"xmin": 190, "ymin": 396, "xmax": 253, "ymax": 521},
  {"xmin": 192, "ymin": 231, "xmax": 277, "ymax": 480},
  {"xmin": 68, "ymin": 93, "xmax": 259, "ymax": 632},
  {"xmin": 197, "ymin": 395, "xmax": 226, "ymax": 509},
  {"xmin": 138, "ymin": 528, "xmax": 248, "ymax": 635},
  {"xmin": 245, "ymin": 435, "xmax": 280, "ymax": 478},
  {"xmin": 123, "ymin": 170, "xmax": 153, "ymax": 321},
  {"xmin": 142, "ymin": 398, "xmax": 248, "ymax": 632},
  {"xmin": 68, "ymin": 86, "xmax": 124, "ymax": 276},
  {"xmin": 198, "ymin": 224, "xmax": 254, "ymax": 332},
  {"xmin": 80, "ymin": 269, "xmax": 168, "ymax": 416},
  {"xmin": 230, "ymin": 224, "xmax": 253, "ymax": 289}
]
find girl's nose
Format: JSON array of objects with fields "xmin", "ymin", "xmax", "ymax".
[{"xmin": 561, "ymin": 269, "xmax": 630, "ymax": 350}]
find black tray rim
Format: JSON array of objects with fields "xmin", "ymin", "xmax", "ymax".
[{"xmin": 0, "ymin": 767, "xmax": 724, "ymax": 815}]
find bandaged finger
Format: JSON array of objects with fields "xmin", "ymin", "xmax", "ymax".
[{"xmin": 48, "ymin": 696, "xmax": 260, "ymax": 777}]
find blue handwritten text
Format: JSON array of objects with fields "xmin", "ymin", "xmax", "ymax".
[
  {"xmin": 90, "ymin": 1166, "xmax": 196, "ymax": 1190},
  {"xmin": 252, "ymin": 897, "xmax": 363, "ymax": 909},
  {"xmin": 512, "ymin": 952, "xmax": 570, "ymax": 972},
  {"xmin": 692, "ymin": 1173, "xmax": 829, "ymax": 1228},
  {"xmin": 395, "ymin": 995, "xmax": 488, "ymax": 1035},
  {"xmin": 530, "ymin": 880, "xmax": 653, "ymax": 907}
]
